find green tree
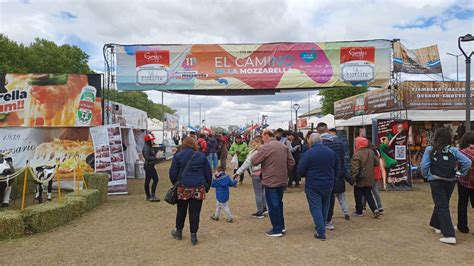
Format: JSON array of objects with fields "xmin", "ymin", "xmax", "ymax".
[
  {"xmin": 108, "ymin": 90, "xmax": 176, "ymax": 120},
  {"xmin": 0, "ymin": 34, "xmax": 92, "ymax": 73},
  {"xmin": 319, "ymin": 87, "xmax": 368, "ymax": 115}
]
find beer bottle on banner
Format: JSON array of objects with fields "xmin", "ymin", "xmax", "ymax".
[{"xmin": 76, "ymin": 85, "xmax": 97, "ymax": 126}]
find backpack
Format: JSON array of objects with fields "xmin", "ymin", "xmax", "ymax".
[{"xmin": 430, "ymin": 146, "xmax": 456, "ymax": 179}]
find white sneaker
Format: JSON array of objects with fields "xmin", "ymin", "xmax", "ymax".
[
  {"xmin": 325, "ymin": 222, "xmax": 335, "ymax": 231},
  {"xmin": 439, "ymin": 237, "xmax": 456, "ymax": 245},
  {"xmin": 432, "ymin": 228, "xmax": 441, "ymax": 234}
]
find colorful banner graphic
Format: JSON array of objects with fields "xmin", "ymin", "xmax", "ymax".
[
  {"xmin": 0, "ymin": 127, "xmax": 94, "ymax": 177},
  {"xmin": 376, "ymin": 119, "xmax": 411, "ymax": 191},
  {"xmin": 0, "ymin": 74, "xmax": 102, "ymax": 127},
  {"xmin": 90, "ymin": 124, "xmax": 128, "ymax": 195},
  {"xmin": 115, "ymin": 40, "xmax": 391, "ymax": 91},
  {"xmin": 297, "ymin": 118, "xmax": 308, "ymax": 128},
  {"xmin": 164, "ymin": 113, "xmax": 179, "ymax": 130},
  {"xmin": 393, "ymin": 42, "xmax": 442, "ymax": 74}
]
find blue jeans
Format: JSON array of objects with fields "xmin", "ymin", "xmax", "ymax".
[
  {"xmin": 305, "ymin": 186, "xmax": 332, "ymax": 238},
  {"xmin": 207, "ymin": 153, "xmax": 218, "ymax": 170},
  {"xmin": 265, "ymin": 186, "xmax": 285, "ymax": 234}
]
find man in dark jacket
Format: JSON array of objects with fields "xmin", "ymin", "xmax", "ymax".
[
  {"xmin": 298, "ymin": 133, "xmax": 338, "ymax": 241},
  {"xmin": 207, "ymin": 134, "xmax": 219, "ymax": 171},
  {"xmin": 317, "ymin": 123, "xmax": 351, "ymax": 229}
]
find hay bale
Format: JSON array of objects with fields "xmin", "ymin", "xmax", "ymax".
[
  {"xmin": 84, "ymin": 173, "xmax": 108, "ymax": 203},
  {"xmin": 0, "ymin": 210, "xmax": 24, "ymax": 240},
  {"xmin": 65, "ymin": 189, "xmax": 101, "ymax": 211},
  {"xmin": 20, "ymin": 202, "xmax": 74, "ymax": 234}
]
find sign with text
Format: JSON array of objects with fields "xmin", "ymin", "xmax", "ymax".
[
  {"xmin": 115, "ymin": 40, "xmax": 391, "ymax": 91},
  {"xmin": 393, "ymin": 42, "xmax": 442, "ymax": 74}
]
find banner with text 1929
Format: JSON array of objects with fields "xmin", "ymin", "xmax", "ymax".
[
  {"xmin": 115, "ymin": 40, "xmax": 391, "ymax": 91},
  {"xmin": 0, "ymin": 74, "xmax": 102, "ymax": 127}
]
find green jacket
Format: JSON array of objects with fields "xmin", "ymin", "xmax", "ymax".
[{"xmin": 229, "ymin": 142, "xmax": 249, "ymax": 162}]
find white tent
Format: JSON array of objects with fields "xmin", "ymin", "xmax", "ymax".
[
  {"xmin": 268, "ymin": 121, "xmax": 290, "ymax": 130},
  {"xmin": 308, "ymin": 114, "xmax": 336, "ymax": 128}
]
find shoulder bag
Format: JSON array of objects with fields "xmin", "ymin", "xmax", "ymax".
[{"xmin": 165, "ymin": 151, "xmax": 196, "ymax": 205}]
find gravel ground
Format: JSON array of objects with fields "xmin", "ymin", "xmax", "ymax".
[{"xmin": 1, "ymin": 161, "xmax": 473, "ymax": 265}]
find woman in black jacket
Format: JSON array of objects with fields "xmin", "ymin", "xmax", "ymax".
[
  {"xmin": 143, "ymin": 134, "xmax": 160, "ymax": 202},
  {"xmin": 169, "ymin": 137, "xmax": 212, "ymax": 245}
]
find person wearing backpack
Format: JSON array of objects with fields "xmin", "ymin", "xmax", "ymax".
[
  {"xmin": 457, "ymin": 132, "xmax": 474, "ymax": 234},
  {"xmin": 420, "ymin": 128, "xmax": 471, "ymax": 245}
]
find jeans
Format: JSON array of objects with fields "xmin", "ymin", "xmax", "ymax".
[
  {"xmin": 354, "ymin": 186, "xmax": 378, "ymax": 214},
  {"xmin": 176, "ymin": 198, "xmax": 203, "ymax": 233},
  {"xmin": 265, "ymin": 186, "xmax": 285, "ymax": 233},
  {"xmin": 429, "ymin": 180, "xmax": 456, "ymax": 237},
  {"xmin": 207, "ymin": 153, "xmax": 218, "ymax": 170},
  {"xmin": 327, "ymin": 192, "xmax": 350, "ymax": 222},
  {"xmin": 288, "ymin": 160, "xmax": 300, "ymax": 186},
  {"xmin": 305, "ymin": 186, "xmax": 332, "ymax": 238},
  {"xmin": 144, "ymin": 164, "xmax": 158, "ymax": 198},
  {"xmin": 252, "ymin": 175, "xmax": 267, "ymax": 212},
  {"xmin": 362, "ymin": 182, "xmax": 383, "ymax": 210},
  {"xmin": 214, "ymin": 201, "xmax": 233, "ymax": 218},
  {"xmin": 457, "ymin": 183, "xmax": 474, "ymax": 233}
]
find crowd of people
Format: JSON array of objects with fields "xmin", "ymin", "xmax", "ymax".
[{"xmin": 141, "ymin": 124, "xmax": 473, "ymax": 246}]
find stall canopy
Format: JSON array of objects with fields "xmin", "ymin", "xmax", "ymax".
[{"xmin": 307, "ymin": 114, "xmax": 335, "ymax": 128}]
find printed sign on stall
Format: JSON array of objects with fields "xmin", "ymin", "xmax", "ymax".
[{"xmin": 90, "ymin": 124, "xmax": 128, "ymax": 195}]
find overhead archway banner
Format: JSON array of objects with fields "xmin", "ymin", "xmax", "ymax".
[{"xmin": 114, "ymin": 40, "xmax": 391, "ymax": 91}]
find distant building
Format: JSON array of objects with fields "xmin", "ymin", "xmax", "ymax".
[{"xmin": 298, "ymin": 107, "xmax": 323, "ymax": 120}]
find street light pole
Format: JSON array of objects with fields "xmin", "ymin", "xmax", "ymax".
[
  {"xmin": 458, "ymin": 33, "xmax": 474, "ymax": 133},
  {"xmin": 293, "ymin": 103, "xmax": 300, "ymax": 132},
  {"xmin": 447, "ymin": 53, "xmax": 462, "ymax": 81}
]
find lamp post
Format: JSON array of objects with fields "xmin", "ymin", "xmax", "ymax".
[
  {"xmin": 293, "ymin": 103, "xmax": 300, "ymax": 132},
  {"xmin": 458, "ymin": 33, "xmax": 474, "ymax": 132},
  {"xmin": 447, "ymin": 53, "xmax": 462, "ymax": 81}
]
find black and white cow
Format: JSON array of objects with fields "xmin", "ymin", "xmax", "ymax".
[
  {"xmin": 35, "ymin": 165, "xmax": 56, "ymax": 203},
  {"xmin": 0, "ymin": 153, "xmax": 15, "ymax": 207}
]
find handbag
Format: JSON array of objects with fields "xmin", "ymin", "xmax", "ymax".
[{"xmin": 165, "ymin": 152, "xmax": 196, "ymax": 205}]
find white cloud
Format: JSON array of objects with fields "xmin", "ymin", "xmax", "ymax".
[{"xmin": 1, "ymin": 0, "xmax": 473, "ymax": 126}]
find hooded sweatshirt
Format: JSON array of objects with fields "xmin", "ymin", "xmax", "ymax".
[
  {"xmin": 211, "ymin": 172, "xmax": 237, "ymax": 203},
  {"xmin": 350, "ymin": 137, "xmax": 379, "ymax": 187}
]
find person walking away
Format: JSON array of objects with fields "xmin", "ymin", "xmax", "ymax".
[
  {"xmin": 229, "ymin": 135, "xmax": 250, "ymax": 184},
  {"xmin": 143, "ymin": 134, "xmax": 160, "ymax": 202},
  {"xmin": 288, "ymin": 132, "xmax": 302, "ymax": 188},
  {"xmin": 207, "ymin": 134, "xmax": 219, "ymax": 171},
  {"xmin": 218, "ymin": 134, "xmax": 229, "ymax": 169},
  {"xmin": 169, "ymin": 137, "xmax": 212, "ymax": 245},
  {"xmin": 298, "ymin": 133, "xmax": 338, "ymax": 241},
  {"xmin": 421, "ymin": 128, "xmax": 471, "ymax": 245},
  {"xmin": 317, "ymin": 123, "xmax": 350, "ymax": 230},
  {"xmin": 457, "ymin": 132, "xmax": 474, "ymax": 234},
  {"xmin": 251, "ymin": 130, "xmax": 295, "ymax": 237},
  {"xmin": 197, "ymin": 134, "xmax": 207, "ymax": 154},
  {"xmin": 351, "ymin": 137, "xmax": 381, "ymax": 219},
  {"xmin": 235, "ymin": 138, "xmax": 267, "ymax": 218},
  {"xmin": 362, "ymin": 144, "xmax": 385, "ymax": 213},
  {"xmin": 211, "ymin": 166, "xmax": 237, "ymax": 223}
]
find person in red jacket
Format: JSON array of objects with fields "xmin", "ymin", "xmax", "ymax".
[
  {"xmin": 458, "ymin": 132, "xmax": 474, "ymax": 234},
  {"xmin": 197, "ymin": 134, "xmax": 207, "ymax": 154}
]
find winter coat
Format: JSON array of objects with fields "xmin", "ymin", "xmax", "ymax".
[
  {"xmin": 235, "ymin": 150, "xmax": 262, "ymax": 176},
  {"xmin": 211, "ymin": 172, "xmax": 237, "ymax": 203},
  {"xmin": 351, "ymin": 138, "xmax": 379, "ymax": 188},
  {"xmin": 143, "ymin": 144, "xmax": 158, "ymax": 165},
  {"xmin": 289, "ymin": 140, "xmax": 301, "ymax": 163},
  {"xmin": 229, "ymin": 142, "xmax": 249, "ymax": 162},
  {"xmin": 298, "ymin": 142, "xmax": 338, "ymax": 190},
  {"xmin": 251, "ymin": 138, "xmax": 295, "ymax": 188},
  {"xmin": 207, "ymin": 137, "xmax": 219, "ymax": 153},
  {"xmin": 169, "ymin": 148, "xmax": 212, "ymax": 191},
  {"xmin": 321, "ymin": 133, "xmax": 349, "ymax": 193}
]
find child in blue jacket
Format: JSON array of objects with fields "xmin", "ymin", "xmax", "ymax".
[{"xmin": 211, "ymin": 166, "xmax": 237, "ymax": 223}]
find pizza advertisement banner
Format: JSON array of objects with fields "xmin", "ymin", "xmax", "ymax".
[
  {"xmin": 393, "ymin": 42, "xmax": 442, "ymax": 74},
  {"xmin": 376, "ymin": 119, "xmax": 411, "ymax": 191},
  {"xmin": 0, "ymin": 73, "xmax": 102, "ymax": 128},
  {"xmin": 90, "ymin": 124, "xmax": 128, "ymax": 195},
  {"xmin": 115, "ymin": 40, "xmax": 391, "ymax": 91},
  {"xmin": 0, "ymin": 127, "xmax": 94, "ymax": 178}
]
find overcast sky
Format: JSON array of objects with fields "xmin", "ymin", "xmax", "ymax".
[{"xmin": 1, "ymin": 0, "xmax": 473, "ymax": 128}]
